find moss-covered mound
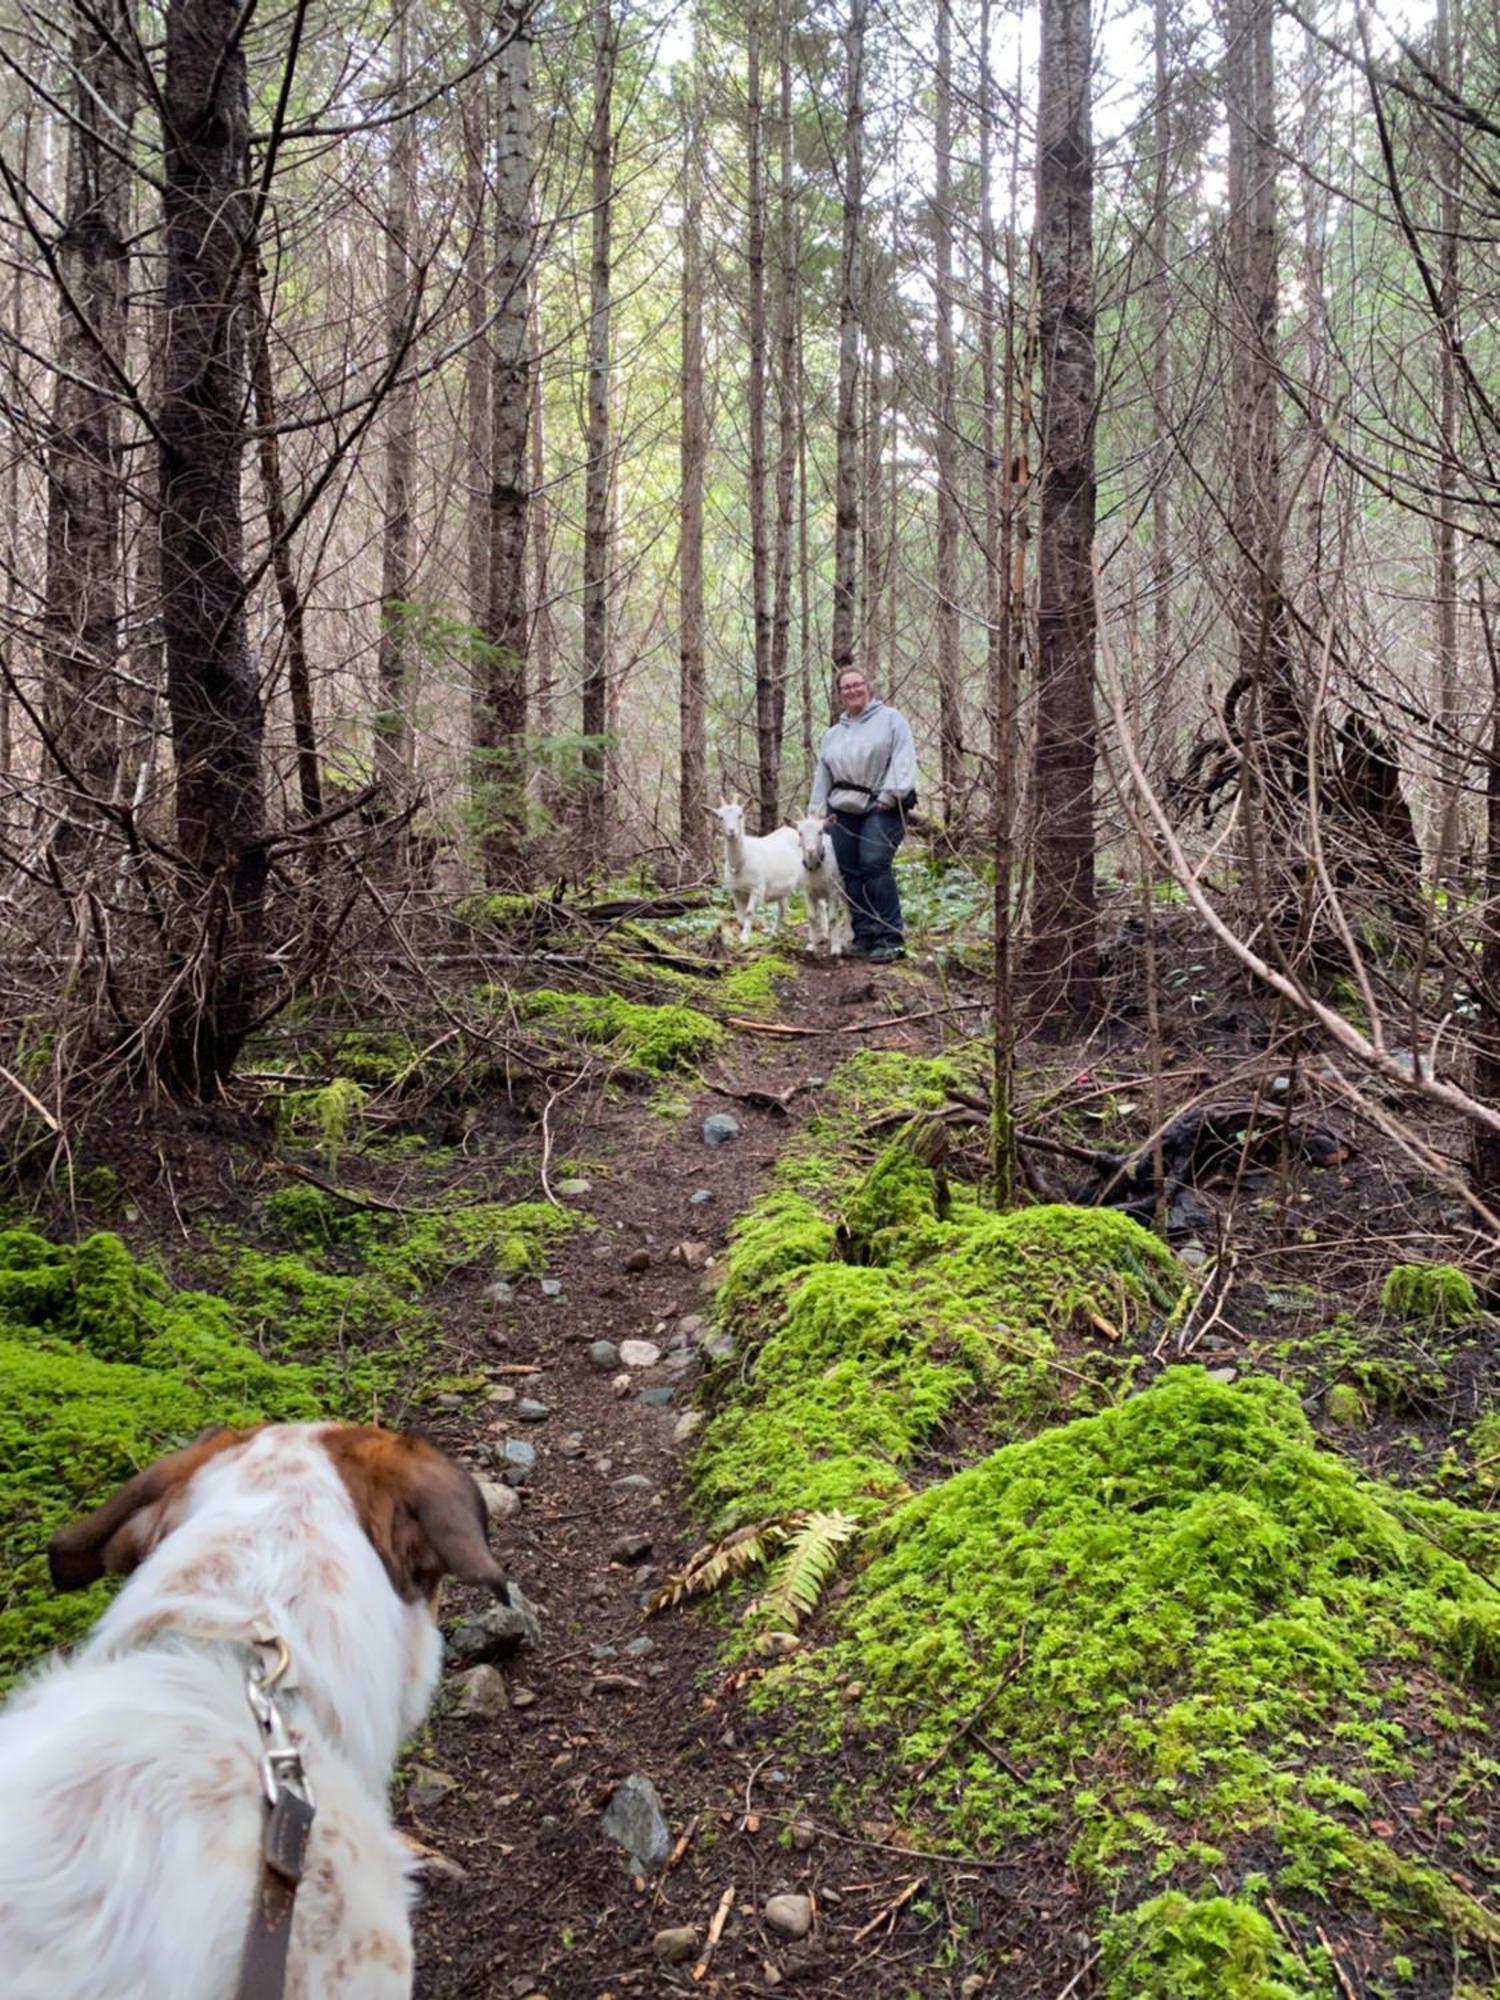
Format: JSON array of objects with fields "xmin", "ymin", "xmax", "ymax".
[
  {"xmin": 1380, "ymin": 1261, "xmax": 1479, "ymax": 1326},
  {"xmin": 0, "ymin": 1228, "xmax": 323, "ymax": 1681},
  {"xmin": 700, "ymin": 1203, "xmax": 1182, "ymax": 1527},
  {"xmin": 0, "ymin": 1190, "xmax": 580, "ymax": 1687},
  {"xmin": 515, "ymin": 989, "xmax": 723, "ymax": 1075},
  {"xmin": 693, "ymin": 1047, "xmax": 1500, "ymax": 1991}
]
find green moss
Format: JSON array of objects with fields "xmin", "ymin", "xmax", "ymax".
[
  {"xmin": 1380, "ymin": 1263, "xmax": 1478, "ymax": 1325},
  {"xmin": 1099, "ymin": 1892, "xmax": 1315, "ymax": 1999},
  {"xmin": 0, "ymin": 1229, "xmax": 320, "ymax": 1684},
  {"xmin": 838, "ymin": 1138, "xmax": 951, "ymax": 1266},
  {"xmin": 1324, "ymin": 1382, "xmax": 1365, "ymax": 1429},
  {"xmin": 517, "ymin": 990, "xmax": 723, "ymax": 1075},
  {"xmin": 711, "ymin": 1190, "xmax": 836, "ymax": 1329},
  {"xmin": 756, "ymin": 1367, "xmax": 1499, "ymax": 1966},
  {"xmin": 1472, "ymin": 1410, "xmax": 1500, "ymax": 1493},
  {"xmin": 720, "ymin": 953, "xmax": 798, "ymax": 1014},
  {"xmin": 278, "ymin": 1077, "xmax": 367, "ymax": 1167}
]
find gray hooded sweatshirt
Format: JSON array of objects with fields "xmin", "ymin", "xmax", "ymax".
[{"xmin": 808, "ymin": 699, "xmax": 918, "ymax": 816}]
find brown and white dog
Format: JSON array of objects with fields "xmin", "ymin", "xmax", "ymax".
[{"xmin": 0, "ymin": 1423, "xmax": 511, "ymax": 2000}]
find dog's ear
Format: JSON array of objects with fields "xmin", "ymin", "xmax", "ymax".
[
  {"xmin": 48, "ymin": 1427, "xmax": 252, "ymax": 1591},
  {"xmin": 323, "ymin": 1427, "xmax": 509, "ymax": 1604}
]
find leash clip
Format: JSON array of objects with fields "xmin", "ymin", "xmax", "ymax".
[{"xmin": 245, "ymin": 1637, "xmax": 314, "ymax": 1811}]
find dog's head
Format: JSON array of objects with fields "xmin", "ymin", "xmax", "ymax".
[{"xmin": 48, "ymin": 1423, "xmax": 510, "ymax": 1609}]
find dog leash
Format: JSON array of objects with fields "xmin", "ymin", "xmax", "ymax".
[{"xmin": 236, "ymin": 1636, "xmax": 316, "ymax": 2000}]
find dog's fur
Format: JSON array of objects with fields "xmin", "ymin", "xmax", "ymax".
[{"xmin": 0, "ymin": 1422, "xmax": 510, "ymax": 2000}]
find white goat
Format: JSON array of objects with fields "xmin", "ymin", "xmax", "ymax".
[
  {"xmin": 796, "ymin": 815, "xmax": 852, "ymax": 957},
  {"xmin": 710, "ymin": 800, "xmax": 802, "ymax": 945}
]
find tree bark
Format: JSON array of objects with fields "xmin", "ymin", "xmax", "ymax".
[
  {"xmin": 476, "ymin": 0, "xmax": 534, "ymax": 882},
  {"xmin": 1431, "ymin": 0, "xmax": 1464, "ymax": 889},
  {"xmin": 1025, "ymin": 0, "xmax": 1099, "ymax": 1031},
  {"xmin": 43, "ymin": 0, "xmax": 138, "ymax": 850},
  {"xmin": 830, "ymin": 0, "xmax": 866, "ymax": 691},
  {"xmin": 934, "ymin": 0, "xmax": 963, "ymax": 819},
  {"xmin": 1469, "ymin": 625, "xmax": 1500, "ymax": 1200},
  {"xmin": 1150, "ymin": 0, "xmax": 1175, "ymax": 765},
  {"xmin": 250, "ymin": 270, "xmax": 321, "ymax": 828},
  {"xmin": 374, "ymin": 0, "xmax": 417, "ymax": 835},
  {"xmin": 678, "ymin": 8, "xmax": 709, "ymax": 870},
  {"xmin": 463, "ymin": 0, "xmax": 491, "ymax": 669},
  {"xmin": 581, "ymin": 0, "xmax": 616, "ymax": 866},
  {"xmin": 158, "ymin": 0, "xmax": 267, "ymax": 1090},
  {"xmin": 1225, "ymin": 0, "xmax": 1295, "ymax": 768},
  {"xmin": 769, "ymin": 2, "xmax": 797, "ymax": 818},
  {"xmin": 748, "ymin": 1, "xmax": 777, "ymax": 829}
]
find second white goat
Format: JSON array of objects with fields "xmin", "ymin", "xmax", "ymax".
[
  {"xmin": 796, "ymin": 815, "xmax": 852, "ymax": 957},
  {"xmin": 710, "ymin": 800, "xmax": 803, "ymax": 946}
]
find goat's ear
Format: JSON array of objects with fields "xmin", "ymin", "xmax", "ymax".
[
  {"xmin": 48, "ymin": 1428, "xmax": 254, "ymax": 1591},
  {"xmin": 323, "ymin": 1427, "xmax": 509, "ymax": 1604}
]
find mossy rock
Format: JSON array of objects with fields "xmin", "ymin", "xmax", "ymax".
[
  {"xmin": 1324, "ymin": 1382, "xmax": 1365, "ymax": 1429},
  {"xmin": 1380, "ymin": 1262, "xmax": 1478, "ymax": 1325}
]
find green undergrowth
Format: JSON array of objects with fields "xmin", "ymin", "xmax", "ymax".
[
  {"xmin": 693, "ymin": 1045, "xmax": 1500, "ymax": 1990},
  {"xmin": 0, "ymin": 1227, "xmax": 320, "ymax": 1683},
  {"xmin": 512, "ymin": 988, "xmax": 723, "ymax": 1075},
  {"xmin": 718, "ymin": 952, "xmax": 799, "ymax": 1015},
  {"xmin": 701, "ymin": 1046, "xmax": 1184, "ymax": 1528},
  {"xmin": 0, "ymin": 1186, "xmax": 580, "ymax": 1687},
  {"xmin": 1380, "ymin": 1261, "xmax": 1479, "ymax": 1326}
]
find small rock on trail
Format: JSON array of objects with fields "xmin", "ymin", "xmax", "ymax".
[
  {"xmin": 600, "ymin": 1773, "xmax": 673, "ymax": 1874},
  {"xmin": 701, "ymin": 1112, "xmax": 742, "ymax": 1147},
  {"xmin": 764, "ymin": 1892, "xmax": 814, "ymax": 1941}
]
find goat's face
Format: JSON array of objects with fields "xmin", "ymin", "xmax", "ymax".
[
  {"xmin": 710, "ymin": 801, "xmax": 746, "ymax": 842},
  {"xmin": 797, "ymin": 815, "xmax": 830, "ymax": 871}
]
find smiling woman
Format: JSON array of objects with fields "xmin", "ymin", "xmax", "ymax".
[{"xmin": 807, "ymin": 673, "xmax": 918, "ymax": 964}]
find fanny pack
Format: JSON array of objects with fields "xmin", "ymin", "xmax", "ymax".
[{"xmin": 828, "ymin": 782, "xmax": 917, "ymax": 815}]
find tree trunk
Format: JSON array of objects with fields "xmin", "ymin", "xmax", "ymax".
[
  {"xmin": 830, "ymin": 0, "xmax": 866, "ymax": 690},
  {"xmin": 374, "ymin": 0, "xmax": 417, "ymax": 836},
  {"xmin": 250, "ymin": 271, "xmax": 321, "ymax": 828},
  {"xmin": 678, "ymin": 8, "xmax": 709, "ymax": 870},
  {"xmin": 476, "ymin": 0, "xmax": 534, "ymax": 883},
  {"xmin": 980, "ymin": 0, "xmax": 1016, "ymax": 1202},
  {"xmin": 769, "ymin": 2, "xmax": 797, "ymax": 819},
  {"xmin": 748, "ymin": 1, "xmax": 777, "ymax": 829},
  {"xmin": 1470, "ymin": 626, "xmax": 1500, "ymax": 1201},
  {"xmin": 1150, "ymin": 0, "xmax": 1174, "ymax": 767},
  {"xmin": 1431, "ymin": 0, "xmax": 1464, "ymax": 889},
  {"xmin": 581, "ymin": 0, "xmax": 616, "ymax": 866},
  {"xmin": 43, "ymin": 0, "xmax": 137, "ymax": 850},
  {"xmin": 463, "ymin": 0, "xmax": 491, "ymax": 704},
  {"xmin": 158, "ymin": 0, "xmax": 267, "ymax": 1091},
  {"xmin": 1025, "ymin": 0, "xmax": 1099, "ymax": 1031},
  {"xmin": 529, "ymin": 280, "xmax": 554, "ymax": 749},
  {"xmin": 1225, "ymin": 0, "xmax": 1295, "ymax": 769},
  {"xmin": 934, "ymin": 0, "xmax": 963, "ymax": 819},
  {"xmin": 861, "ymin": 328, "xmax": 883, "ymax": 687}
]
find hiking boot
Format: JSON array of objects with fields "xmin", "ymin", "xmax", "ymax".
[
  {"xmin": 844, "ymin": 938, "xmax": 875, "ymax": 958},
  {"xmin": 867, "ymin": 940, "xmax": 905, "ymax": 964}
]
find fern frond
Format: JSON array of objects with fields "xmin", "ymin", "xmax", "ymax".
[
  {"xmin": 646, "ymin": 1516, "xmax": 793, "ymax": 1615},
  {"xmin": 750, "ymin": 1510, "xmax": 859, "ymax": 1632}
]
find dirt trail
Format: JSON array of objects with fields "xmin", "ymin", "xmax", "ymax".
[{"xmin": 409, "ymin": 962, "xmax": 985, "ymax": 2000}]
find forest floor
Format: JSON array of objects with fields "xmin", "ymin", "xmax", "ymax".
[
  {"xmin": 405, "ymin": 956, "xmax": 1023, "ymax": 2000},
  {"xmin": 391, "ymin": 917, "xmax": 1494, "ymax": 2000},
  {"xmin": 4, "ymin": 879, "xmax": 1498, "ymax": 1999}
]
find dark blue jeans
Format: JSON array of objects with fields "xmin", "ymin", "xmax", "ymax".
[{"xmin": 830, "ymin": 807, "xmax": 906, "ymax": 945}]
